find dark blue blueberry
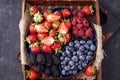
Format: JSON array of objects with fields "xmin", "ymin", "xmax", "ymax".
[
  {"xmin": 84, "ymin": 44, "xmax": 90, "ymax": 50},
  {"xmin": 84, "ymin": 50, "xmax": 89, "ymax": 54},
  {"xmin": 69, "ymin": 61, "xmax": 74, "ymax": 66},
  {"xmin": 72, "ymin": 70, "xmax": 77, "ymax": 74},
  {"xmin": 74, "ymin": 40, "xmax": 79, "ymax": 44},
  {"xmin": 79, "ymin": 60, "xmax": 83, "ymax": 64},
  {"xmin": 77, "ymin": 50, "xmax": 83, "ymax": 55},
  {"xmin": 75, "ymin": 43, "xmax": 80, "ymax": 49},
  {"xmin": 82, "ymin": 63, "xmax": 87, "ymax": 68},
  {"xmin": 60, "ymin": 56, "xmax": 64, "ymax": 60},
  {"xmin": 72, "ymin": 56, "xmax": 78, "ymax": 62},
  {"xmin": 79, "ymin": 46, "xmax": 85, "ymax": 51},
  {"xmin": 78, "ymin": 65, "xmax": 83, "ymax": 70},
  {"xmin": 90, "ymin": 44, "xmax": 96, "ymax": 51},
  {"xmin": 61, "ymin": 61, "xmax": 67, "ymax": 65},
  {"xmin": 64, "ymin": 66, "xmax": 70, "ymax": 71},
  {"xmin": 65, "ymin": 50, "xmax": 71, "ymax": 55},
  {"xmin": 71, "ymin": 65, "xmax": 77, "ymax": 70},
  {"xmin": 87, "ymin": 40, "xmax": 93, "ymax": 45},
  {"xmin": 73, "ymin": 51, "xmax": 77, "ymax": 56},
  {"xmin": 87, "ymin": 51, "xmax": 94, "ymax": 56},
  {"xmin": 79, "ymin": 55, "xmax": 85, "ymax": 61},
  {"xmin": 69, "ymin": 71, "xmax": 72, "ymax": 75},
  {"xmin": 65, "ymin": 57, "xmax": 70, "ymax": 62},
  {"xmin": 66, "ymin": 46, "xmax": 69, "ymax": 50},
  {"xmin": 86, "ymin": 56, "xmax": 93, "ymax": 61},
  {"xmin": 84, "ymin": 60, "xmax": 89, "ymax": 64},
  {"xmin": 70, "ymin": 47, "xmax": 75, "ymax": 52},
  {"xmin": 61, "ymin": 70, "xmax": 66, "ymax": 75},
  {"xmin": 69, "ymin": 42, "xmax": 74, "ymax": 46},
  {"xmin": 80, "ymin": 40, "xmax": 86, "ymax": 45}
]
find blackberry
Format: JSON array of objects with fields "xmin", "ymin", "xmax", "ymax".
[
  {"xmin": 51, "ymin": 54, "xmax": 60, "ymax": 65},
  {"xmin": 45, "ymin": 54, "xmax": 52, "ymax": 67},
  {"xmin": 28, "ymin": 54, "xmax": 38, "ymax": 66},
  {"xmin": 44, "ymin": 67, "xmax": 52, "ymax": 76},
  {"xmin": 37, "ymin": 54, "xmax": 46, "ymax": 65},
  {"xmin": 51, "ymin": 65, "xmax": 60, "ymax": 77},
  {"xmin": 36, "ymin": 64, "xmax": 45, "ymax": 72}
]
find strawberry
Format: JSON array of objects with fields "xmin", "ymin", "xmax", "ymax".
[
  {"xmin": 52, "ymin": 42, "xmax": 62, "ymax": 53},
  {"xmin": 52, "ymin": 21, "xmax": 60, "ymax": 30},
  {"xmin": 33, "ymin": 12, "xmax": 43, "ymax": 23},
  {"xmin": 58, "ymin": 33, "xmax": 65, "ymax": 43},
  {"xmin": 62, "ymin": 9, "xmax": 71, "ymax": 18},
  {"xmin": 42, "ymin": 45, "xmax": 52, "ymax": 54},
  {"xmin": 35, "ymin": 24, "xmax": 48, "ymax": 34},
  {"xmin": 49, "ymin": 30, "xmax": 57, "ymax": 37},
  {"xmin": 43, "ymin": 10, "xmax": 51, "ymax": 20},
  {"xmin": 81, "ymin": 5, "xmax": 94, "ymax": 16},
  {"xmin": 37, "ymin": 33, "xmax": 48, "ymax": 40},
  {"xmin": 28, "ymin": 69, "xmax": 40, "ymax": 80},
  {"xmin": 85, "ymin": 65, "xmax": 97, "ymax": 76},
  {"xmin": 55, "ymin": 11, "xmax": 62, "ymax": 19},
  {"xmin": 47, "ymin": 13, "xmax": 61, "ymax": 22},
  {"xmin": 63, "ymin": 32, "xmax": 71, "ymax": 44},
  {"xmin": 29, "ymin": 6, "xmax": 40, "ymax": 16},
  {"xmin": 29, "ymin": 24, "xmax": 37, "ymax": 34},
  {"xmin": 26, "ymin": 34, "xmax": 37, "ymax": 44},
  {"xmin": 58, "ymin": 22, "xmax": 69, "ymax": 34},
  {"xmin": 29, "ymin": 42, "xmax": 40, "ymax": 54},
  {"xmin": 41, "ymin": 36, "xmax": 54, "ymax": 46},
  {"xmin": 65, "ymin": 21, "xmax": 72, "ymax": 30},
  {"xmin": 44, "ymin": 21, "xmax": 52, "ymax": 29}
]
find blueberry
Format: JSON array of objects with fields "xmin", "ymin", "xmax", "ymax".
[
  {"xmin": 65, "ymin": 50, "xmax": 71, "ymax": 55},
  {"xmin": 77, "ymin": 50, "xmax": 83, "ymax": 55},
  {"xmin": 60, "ymin": 56, "xmax": 64, "ymax": 60},
  {"xmin": 84, "ymin": 44, "xmax": 90, "ymax": 50},
  {"xmin": 64, "ymin": 66, "xmax": 70, "ymax": 71},
  {"xmin": 79, "ymin": 60, "xmax": 83, "ymax": 64},
  {"xmin": 69, "ymin": 42, "xmax": 74, "ymax": 46},
  {"xmin": 71, "ymin": 66, "xmax": 77, "ymax": 70},
  {"xmin": 69, "ymin": 61, "xmax": 74, "ymax": 66},
  {"xmin": 87, "ymin": 40, "xmax": 93, "ymax": 45},
  {"xmin": 90, "ymin": 44, "xmax": 96, "ymax": 51},
  {"xmin": 80, "ymin": 40, "xmax": 86, "ymax": 45},
  {"xmin": 66, "ymin": 46, "xmax": 69, "ymax": 50},
  {"xmin": 86, "ymin": 56, "xmax": 93, "ymax": 60},
  {"xmin": 69, "ymin": 47, "xmax": 75, "ymax": 52},
  {"xmin": 78, "ymin": 65, "xmax": 83, "ymax": 70},
  {"xmin": 84, "ymin": 60, "xmax": 89, "ymax": 64},
  {"xmin": 65, "ymin": 57, "xmax": 70, "ymax": 62},
  {"xmin": 84, "ymin": 50, "xmax": 88, "ymax": 54},
  {"xmin": 61, "ymin": 61, "xmax": 67, "ymax": 65},
  {"xmin": 79, "ymin": 55, "xmax": 85, "ymax": 61},
  {"xmin": 72, "ymin": 56, "xmax": 78, "ymax": 62},
  {"xmin": 73, "ymin": 51, "xmax": 77, "ymax": 56},
  {"xmin": 79, "ymin": 46, "xmax": 85, "ymax": 51},
  {"xmin": 72, "ymin": 70, "xmax": 77, "ymax": 74},
  {"xmin": 74, "ymin": 40, "xmax": 79, "ymax": 44},
  {"xmin": 87, "ymin": 51, "xmax": 94, "ymax": 56},
  {"xmin": 82, "ymin": 63, "xmax": 87, "ymax": 68},
  {"xmin": 75, "ymin": 62, "xmax": 78, "ymax": 66},
  {"xmin": 61, "ymin": 70, "xmax": 66, "ymax": 75},
  {"xmin": 75, "ymin": 44, "xmax": 80, "ymax": 49},
  {"xmin": 69, "ymin": 71, "xmax": 72, "ymax": 75}
]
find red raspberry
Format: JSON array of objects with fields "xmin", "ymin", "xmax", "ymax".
[
  {"xmin": 89, "ymin": 33, "xmax": 94, "ymax": 39},
  {"xmin": 72, "ymin": 18, "xmax": 77, "ymax": 26},
  {"xmin": 83, "ymin": 27, "xmax": 88, "ymax": 31},
  {"xmin": 72, "ymin": 10, "xmax": 78, "ymax": 16},
  {"xmin": 75, "ymin": 34, "xmax": 79, "ymax": 38},
  {"xmin": 77, "ymin": 18, "xmax": 83, "ymax": 23},
  {"xmin": 85, "ymin": 28, "xmax": 94, "ymax": 39},
  {"xmin": 78, "ymin": 12, "xmax": 84, "ymax": 18},
  {"xmin": 76, "ymin": 23, "xmax": 83, "ymax": 30},
  {"xmin": 81, "ymin": 35, "xmax": 87, "ymax": 40},
  {"xmin": 78, "ymin": 29, "xmax": 84, "ymax": 37},
  {"xmin": 83, "ymin": 19, "xmax": 89, "ymax": 27},
  {"xmin": 72, "ymin": 26, "xmax": 76, "ymax": 30},
  {"xmin": 73, "ymin": 29, "xmax": 79, "ymax": 35}
]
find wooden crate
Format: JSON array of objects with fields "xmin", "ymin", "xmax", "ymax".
[{"xmin": 21, "ymin": 0, "xmax": 101, "ymax": 80}]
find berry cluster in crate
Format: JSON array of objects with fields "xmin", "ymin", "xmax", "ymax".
[{"xmin": 25, "ymin": 6, "xmax": 97, "ymax": 80}]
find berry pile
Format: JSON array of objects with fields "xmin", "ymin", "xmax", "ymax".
[
  {"xmin": 72, "ymin": 11, "xmax": 94, "ymax": 39},
  {"xmin": 28, "ymin": 53, "xmax": 61, "ymax": 77},
  {"xmin": 60, "ymin": 39, "xmax": 96, "ymax": 76}
]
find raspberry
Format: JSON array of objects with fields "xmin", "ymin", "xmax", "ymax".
[
  {"xmin": 73, "ymin": 29, "xmax": 79, "ymax": 35},
  {"xmin": 81, "ymin": 35, "xmax": 87, "ymax": 40},
  {"xmin": 83, "ymin": 27, "xmax": 88, "ymax": 31},
  {"xmin": 89, "ymin": 33, "xmax": 94, "ymax": 39},
  {"xmin": 85, "ymin": 28, "xmax": 94, "ymax": 39},
  {"xmin": 78, "ymin": 29, "xmax": 84, "ymax": 37},
  {"xmin": 72, "ymin": 10, "xmax": 78, "ymax": 16},
  {"xmin": 82, "ymin": 19, "xmax": 89, "ymax": 27},
  {"xmin": 77, "ymin": 18, "xmax": 83, "ymax": 23},
  {"xmin": 78, "ymin": 12, "xmax": 84, "ymax": 18},
  {"xmin": 72, "ymin": 19, "xmax": 77, "ymax": 26},
  {"xmin": 72, "ymin": 26, "xmax": 76, "ymax": 30},
  {"xmin": 75, "ymin": 34, "xmax": 79, "ymax": 38},
  {"xmin": 76, "ymin": 23, "xmax": 83, "ymax": 30}
]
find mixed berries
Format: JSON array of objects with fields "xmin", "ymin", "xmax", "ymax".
[{"xmin": 26, "ymin": 6, "xmax": 97, "ymax": 79}]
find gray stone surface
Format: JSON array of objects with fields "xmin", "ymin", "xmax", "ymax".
[{"xmin": 0, "ymin": 0, "xmax": 120, "ymax": 80}]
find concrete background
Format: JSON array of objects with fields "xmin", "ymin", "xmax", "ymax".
[{"xmin": 0, "ymin": 0, "xmax": 120, "ymax": 80}]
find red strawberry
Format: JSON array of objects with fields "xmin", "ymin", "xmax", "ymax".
[
  {"xmin": 41, "ymin": 36, "xmax": 54, "ymax": 46},
  {"xmin": 43, "ymin": 10, "xmax": 51, "ymax": 19},
  {"xmin": 83, "ymin": 19, "xmax": 89, "ymax": 27},
  {"xmin": 29, "ymin": 42, "xmax": 40, "ymax": 54},
  {"xmin": 29, "ymin": 24, "xmax": 37, "ymax": 34},
  {"xmin": 78, "ymin": 29, "xmax": 85, "ymax": 37},
  {"xmin": 64, "ymin": 32, "xmax": 71, "ymax": 44},
  {"xmin": 52, "ymin": 21, "xmax": 60, "ymax": 30},
  {"xmin": 49, "ymin": 30, "xmax": 57, "ymax": 37},
  {"xmin": 44, "ymin": 21, "xmax": 52, "ymax": 29},
  {"xmin": 85, "ymin": 66, "xmax": 97, "ymax": 76},
  {"xmin": 26, "ymin": 34, "xmax": 37, "ymax": 44},
  {"xmin": 77, "ymin": 12, "xmax": 84, "ymax": 18},
  {"xmin": 65, "ymin": 21, "xmax": 72, "ymax": 30},
  {"xmin": 42, "ymin": 45, "xmax": 52, "ymax": 54},
  {"xmin": 51, "ymin": 42, "xmax": 62, "ymax": 52},
  {"xmin": 37, "ymin": 33, "xmax": 48, "ymax": 40},
  {"xmin": 33, "ymin": 12, "xmax": 43, "ymax": 23},
  {"xmin": 62, "ymin": 9, "xmax": 71, "ymax": 18},
  {"xmin": 55, "ymin": 11, "xmax": 62, "ymax": 19},
  {"xmin": 35, "ymin": 24, "xmax": 48, "ymax": 34},
  {"xmin": 76, "ymin": 23, "xmax": 83, "ymax": 30},
  {"xmin": 47, "ymin": 13, "xmax": 61, "ymax": 22},
  {"xmin": 58, "ymin": 22, "xmax": 69, "ymax": 34},
  {"xmin": 81, "ymin": 5, "xmax": 94, "ymax": 16},
  {"xmin": 28, "ymin": 69, "xmax": 40, "ymax": 80},
  {"xmin": 29, "ymin": 6, "xmax": 40, "ymax": 16}
]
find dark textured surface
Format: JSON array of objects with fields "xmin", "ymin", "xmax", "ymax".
[{"xmin": 0, "ymin": 0, "xmax": 120, "ymax": 80}]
